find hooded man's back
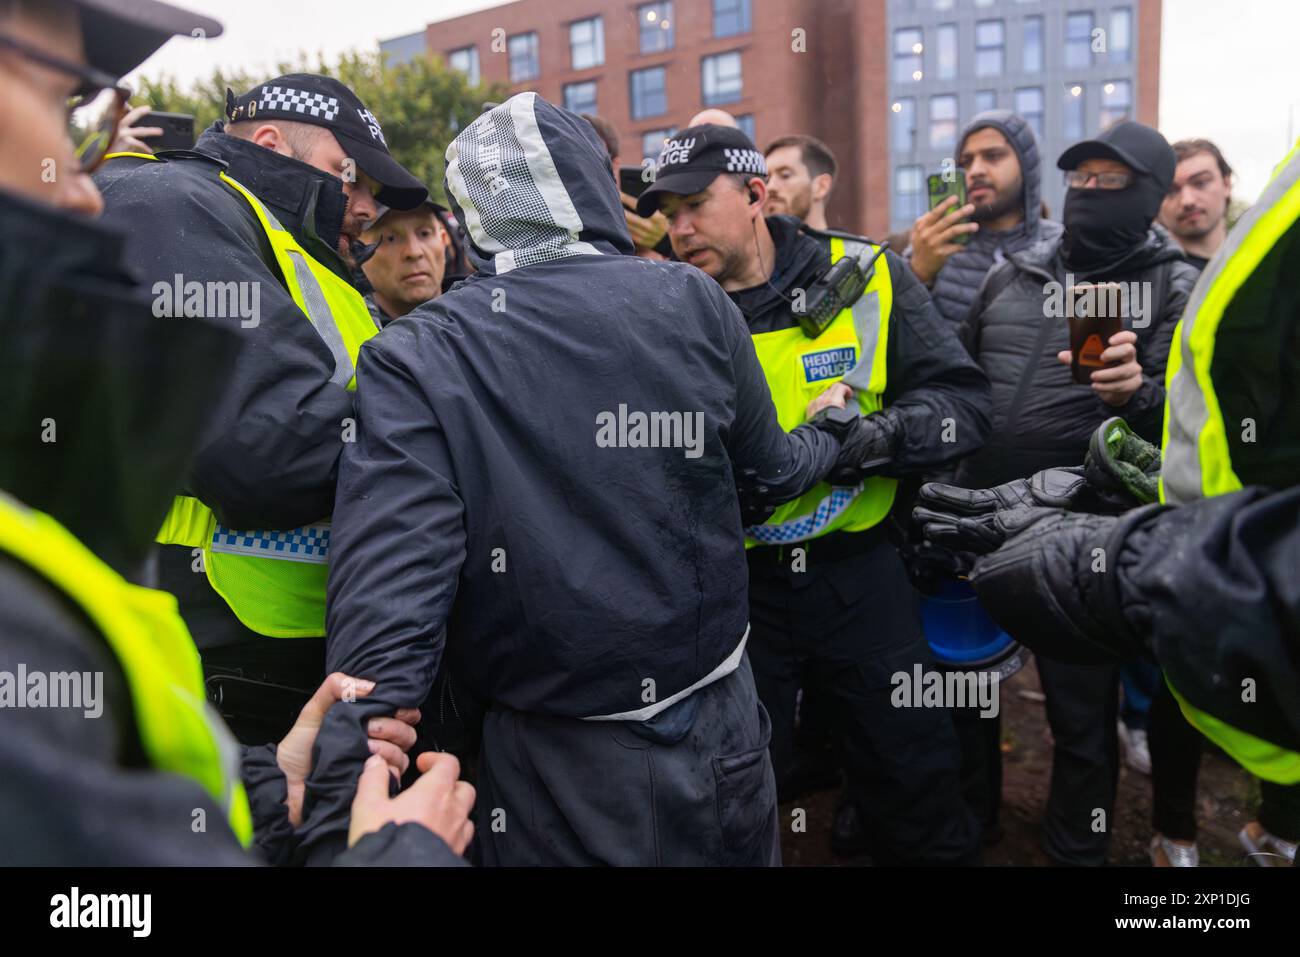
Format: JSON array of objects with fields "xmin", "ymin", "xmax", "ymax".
[{"xmin": 303, "ymin": 93, "xmax": 846, "ymax": 865}]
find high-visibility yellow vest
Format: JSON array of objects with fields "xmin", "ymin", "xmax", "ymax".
[
  {"xmin": 1157, "ymin": 139, "xmax": 1300, "ymax": 785},
  {"xmin": 745, "ymin": 236, "xmax": 897, "ymax": 548},
  {"xmin": 104, "ymin": 152, "xmax": 377, "ymax": 639},
  {"xmin": 0, "ymin": 492, "xmax": 253, "ymax": 845}
]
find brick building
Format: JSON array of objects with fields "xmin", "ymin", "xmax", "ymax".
[{"xmin": 382, "ymin": 0, "xmax": 1160, "ymax": 238}]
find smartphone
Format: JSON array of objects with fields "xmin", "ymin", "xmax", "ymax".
[
  {"xmin": 619, "ymin": 164, "xmax": 651, "ymax": 199},
  {"xmin": 148, "ymin": 111, "xmax": 195, "ymax": 151},
  {"xmin": 927, "ymin": 170, "xmax": 969, "ymax": 245},
  {"xmin": 1069, "ymin": 282, "xmax": 1125, "ymax": 385}
]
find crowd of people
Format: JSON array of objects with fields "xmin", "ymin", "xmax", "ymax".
[{"xmin": 1, "ymin": 0, "xmax": 1296, "ymax": 869}]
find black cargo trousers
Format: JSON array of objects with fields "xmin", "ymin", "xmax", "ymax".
[
  {"xmin": 473, "ymin": 654, "xmax": 781, "ymax": 866},
  {"xmin": 746, "ymin": 527, "xmax": 982, "ymax": 865}
]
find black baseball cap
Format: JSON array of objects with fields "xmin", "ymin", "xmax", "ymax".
[
  {"xmin": 225, "ymin": 73, "xmax": 428, "ymax": 210},
  {"xmin": 71, "ymin": 0, "xmax": 222, "ymax": 78},
  {"xmin": 636, "ymin": 124, "xmax": 769, "ymax": 217},
  {"xmin": 366, "ymin": 196, "xmax": 449, "ymax": 231},
  {"xmin": 1057, "ymin": 120, "xmax": 1176, "ymax": 190}
]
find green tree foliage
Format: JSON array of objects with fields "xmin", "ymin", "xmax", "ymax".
[{"xmin": 133, "ymin": 50, "xmax": 504, "ymax": 204}]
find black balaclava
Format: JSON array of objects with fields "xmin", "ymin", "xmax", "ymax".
[{"xmin": 1061, "ymin": 173, "xmax": 1164, "ymax": 272}]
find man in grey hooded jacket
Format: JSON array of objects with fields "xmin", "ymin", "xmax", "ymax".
[{"xmin": 908, "ymin": 110, "xmax": 1064, "ymax": 327}]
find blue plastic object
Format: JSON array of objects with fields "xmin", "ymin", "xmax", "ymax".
[{"xmin": 921, "ymin": 578, "xmax": 1016, "ymax": 668}]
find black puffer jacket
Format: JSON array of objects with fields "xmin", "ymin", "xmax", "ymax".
[
  {"xmin": 955, "ymin": 225, "xmax": 1200, "ymax": 488},
  {"xmin": 921, "ymin": 110, "xmax": 1065, "ymax": 326}
]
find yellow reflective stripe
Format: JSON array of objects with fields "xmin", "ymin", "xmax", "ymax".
[
  {"xmin": 1166, "ymin": 678, "xmax": 1300, "ymax": 785},
  {"xmin": 156, "ymin": 495, "xmax": 212, "ymax": 548},
  {"xmin": 103, "ymin": 151, "xmax": 161, "ymax": 163},
  {"xmin": 1161, "ymin": 143, "xmax": 1300, "ymax": 504}
]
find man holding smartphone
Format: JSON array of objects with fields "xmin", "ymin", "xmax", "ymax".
[
  {"xmin": 936, "ymin": 121, "xmax": 1199, "ymax": 867},
  {"xmin": 908, "ymin": 110, "xmax": 1064, "ymax": 327}
]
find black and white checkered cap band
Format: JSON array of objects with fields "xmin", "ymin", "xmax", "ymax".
[
  {"xmin": 259, "ymin": 86, "xmax": 341, "ymax": 121},
  {"xmin": 724, "ymin": 148, "xmax": 768, "ymax": 175}
]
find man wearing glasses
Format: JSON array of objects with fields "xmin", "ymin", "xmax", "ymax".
[{"xmin": 922, "ymin": 121, "xmax": 1201, "ymax": 867}]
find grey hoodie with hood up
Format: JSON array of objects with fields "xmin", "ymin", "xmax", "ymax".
[
  {"xmin": 924, "ymin": 110, "xmax": 1064, "ymax": 326},
  {"xmin": 295, "ymin": 93, "xmax": 846, "ymax": 861}
]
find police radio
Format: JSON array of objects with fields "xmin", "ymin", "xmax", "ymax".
[{"xmin": 796, "ymin": 241, "xmax": 890, "ymax": 339}]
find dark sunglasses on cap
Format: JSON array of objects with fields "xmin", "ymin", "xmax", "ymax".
[{"xmin": 0, "ymin": 33, "xmax": 129, "ymax": 173}]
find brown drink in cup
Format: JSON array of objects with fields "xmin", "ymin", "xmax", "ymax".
[{"xmin": 1070, "ymin": 282, "xmax": 1125, "ymax": 385}]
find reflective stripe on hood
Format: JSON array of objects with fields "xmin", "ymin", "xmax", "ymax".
[{"xmin": 444, "ymin": 92, "xmax": 633, "ymax": 275}]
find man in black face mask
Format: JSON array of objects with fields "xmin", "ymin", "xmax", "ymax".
[{"xmin": 924, "ymin": 121, "xmax": 1200, "ymax": 866}]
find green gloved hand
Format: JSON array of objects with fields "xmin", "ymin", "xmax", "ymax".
[{"xmin": 1085, "ymin": 416, "xmax": 1161, "ymax": 507}]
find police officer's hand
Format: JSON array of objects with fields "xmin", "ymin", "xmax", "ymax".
[
  {"xmin": 349, "ymin": 751, "xmax": 476, "ymax": 856},
  {"xmin": 277, "ymin": 672, "xmax": 421, "ymax": 827},
  {"xmin": 913, "ymin": 468, "xmax": 1090, "ymax": 554},
  {"xmin": 1057, "ymin": 330, "xmax": 1143, "ymax": 407},
  {"xmin": 806, "ymin": 382, "xmax": 852, "ymax": 419},
  {"xmin": 908, "ymin": 195, "xmax": 979, "ymax": 286}
]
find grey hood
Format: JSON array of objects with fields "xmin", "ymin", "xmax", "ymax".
[
  {"xmin": 926, "ymin": 109, "xmax": 1064, "ymax": 326},
  {"xmin": 443, "ymin": 92, "xmax": 634, "ymax": 277}
]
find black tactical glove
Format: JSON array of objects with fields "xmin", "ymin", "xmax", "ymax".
[
  {"xmin": 818, "ymin": 408, "xmax": 899, "ymax": 486},
  {"xmin": 966, "ymin": 506, "xmax": 1149, "ymax": 664},
  {"xmin": 912, "ymin": 466, "xmax": 1091, "ymax": 554}
]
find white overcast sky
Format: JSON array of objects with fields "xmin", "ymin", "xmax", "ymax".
[{"xmin": 126, "ymin": 0, "xmax": 1299, "ymax": 202}]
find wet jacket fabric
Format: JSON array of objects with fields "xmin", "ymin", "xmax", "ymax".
[
  {"xmin": 0, "ymin": 188, "xmax": 459, "ymax": 866},
  {"xmin": 93, "ymin": 126, "xmax": 359, "ymax": 650},
  {"xmin": 731, "ymin": 216, "xmax": 992, "ymax": 477},
  {"xmin": 922, "ymin": 110, "xmax": 1065, "ymax": 327},
  {"xmin": 955, "ymin": 225, "xmax": 1199, "ymax": 489},
  {"xmin": 298, "ymin": 94, "xmax": 844, "ymax": 861}
]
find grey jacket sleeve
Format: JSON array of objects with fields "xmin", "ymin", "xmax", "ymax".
[
  {"xmin": 878, "ymin": 253, "xmax": 993, "ymax": 474},
  {"xmin": 711, "ymin": 280, "xmax": 845, "ymax": 503},
  {"xmin": 296, "ymin": 329, "xmax": 464, "ymax": 863},
  {"xmin": 95, "ymin": 167, "xmax": 354, "ymax": 530}
]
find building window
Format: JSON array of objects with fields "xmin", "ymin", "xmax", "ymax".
[
  {"xmin": 934, "ymin": 0, "xmax": 954, "ymax": 9},
  {"xmin": 894, "ymin": 27, "xmax": 923, "ymax": 83},
  {"xmin": 891, "ymin": 97, "xmax": 917, "ymax": 153},
  {"xmin": 894, "ymin": 164, "xmax": 925, "ymax": 225},
  {"xmin": 936, "ymin": 24, "xmax": 957, "ymax": 80},
  {"xmin": 1110, "ymin": 7, "xmax": 1133, "ymax": 63},
  {"xmin": 1022, "ymin": 16, "xmax": 1043, "ymax": 73},
  {"xmin": 929, "ymin": 94, "xmax": 958, "ymax": 152},
  {"xmin": 713, "ymin": 0, "xmax": 751, "ymax": 39},
  {"xmin": 975, "ymin": 20, "xmax": 1004, "ymax": 77},
  {"xmin": 1099, "ymin": 79, "xmax": 1132, "ymax": 129},
  {"xmin": 639, "ymin": 2, "xmax": 674, "ymax": 54},
  {"xmin": 975, "ymin": 90, "xmax": 997, "ymax": 113},
  {"xmin": 642, "ymin": 127, "xmax": 676, "ymax": 161},
  {"xmin": 448, "ymin": 46, "xmax": 480, "ymax": 87},
  {"xmin": 702, "ymin": 51, "xmax": 743, "ymax": 106},
  {"xmin": 1015, "ymin": 87, "xmax": 1044, "ymax": 139},
  {"xmin": 508, "ymin": 32, "xmax": 539, "ymax": 83},
  {"xmin": 1065, "ymin": 11, "xmax": 1093, "ymax": 70},
  {"xmin": 564, "ymin": 80, "xmax": 598, "ymax": 115},
  {"xmin": 630, "ymin": 66, "xmax": 667, "ymax": 120},
  {"xmin": 736, "ymin": 113, "xmax": 755, "ymax": 142},
  {"xmin": 1064, "ymin": 84, "xmax": 1086, "ymax": 140},
  {"xmin": 570, "ymin": 17, "xmax": 605, "ymax": 70},
  {"xmin": 974, "ymin": 0, "xmax": 994, "ymax": 6}
]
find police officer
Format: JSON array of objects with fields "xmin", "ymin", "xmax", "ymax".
[
  {"xmin": 93, "ymin": 73, "xmax": 429, "ymax": 743},
  {"xmin": 638, "ymin": 124, "xmax": 992, "ymax": 863},
  {"xmin": 0, "ymin": 0, "xmax": 472, "ymax": 866},
  {"xmin": 916, "ymin": 140, "xmax": 1300, "ymax": 864}
]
